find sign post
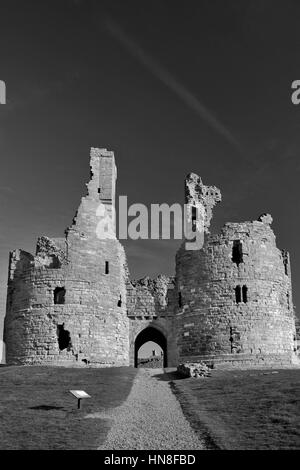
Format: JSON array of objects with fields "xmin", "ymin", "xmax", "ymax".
[{"xmin": 69, "ymin": 390, "xmax": 91, "ymax": 409}]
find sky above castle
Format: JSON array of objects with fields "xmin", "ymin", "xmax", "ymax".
[{"xmin": 0, "ymin": 0, "xmax": 300, "ymax": 348}]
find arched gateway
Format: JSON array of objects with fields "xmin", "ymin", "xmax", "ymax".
[{"xmin": 134, "ymin": 327, "xmax": 167, "ymax": 368}]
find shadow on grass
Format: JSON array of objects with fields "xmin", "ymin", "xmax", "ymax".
[
  {"xmin": 29, "ymin": 405, "xmax": 65, "ymax": 411},
  {"xmin": 169, "ymin": 380, "xmax": 221, "ymax": 450},
  {"xmin": 150, "ymin": 369, "xmax": 186, "ymax": 381}
]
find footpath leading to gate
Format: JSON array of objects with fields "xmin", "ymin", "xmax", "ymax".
[{"xmin": 90, "ymin": 368, "xmax": 206, "ymax": 450}]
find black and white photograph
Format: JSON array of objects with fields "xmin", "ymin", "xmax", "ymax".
[{"xmin": 0, "ymin": 0, "xmax": 299, "ymax": 456}]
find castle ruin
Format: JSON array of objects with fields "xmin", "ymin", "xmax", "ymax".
[{"xmin": 3, "ymin": 148, "xmax": 299, "ymax": 368}]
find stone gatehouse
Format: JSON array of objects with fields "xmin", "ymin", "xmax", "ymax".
[{"xmin": 3, "ymin": 148, "xmax": 299, "ymax": 368}]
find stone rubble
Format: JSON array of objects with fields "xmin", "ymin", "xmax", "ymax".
[{"xmin": 177, "ymin": 362, "xmax": 212, "ymax": 378}]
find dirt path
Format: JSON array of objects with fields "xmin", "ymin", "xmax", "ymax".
[{"xmin": 88, "ymin": 368, "xmax": 206, "ymax": 450}]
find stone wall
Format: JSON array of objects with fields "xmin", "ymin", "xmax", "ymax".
[
  {"xmin": 127, "ymin": 275, "xmax": 178, "ymax": 367},
  {"xmin": 4, "ymin": 148, "xmax": 129, "ymax": 366},
  {"xmin": 137, "ymin": 356, "xmax": 164, "ymax": 368}
]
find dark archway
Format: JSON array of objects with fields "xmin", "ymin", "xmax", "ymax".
[{"xmin": 134, "ymin": 327, "xmax": 167, "ymax": 368}]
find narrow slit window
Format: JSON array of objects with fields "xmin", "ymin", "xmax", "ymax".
[
  {"xmin": 118, "ymin": 295, "xmax": 122, "ymax": 307},
  {"xmin": 232, "ymin": 240, "xmax": 243, "ymax": 265},
  {"xmin": 191, "ymin": 206, "xmax": 197, "ymax": 232},
  {"xmin": 235, "ymin": 285, "xmax": 241, "ymax": 304},
  {"xmin": 105, "ymin": 261, "xmax": 109, "ymax": 274},
  {"xmin": 54, "ymin": 287, "xmax": 65, "ymax": 305},
  {"xmin": 242, "ymin": 285, "xmax": 248, "ymax": 303},
  {"xmin": 282, "ymin": 251, "xmax": 289, "ymax": 276},
  {"xmin": 178, "ymin": 292, "xmax": 182, "ymax": 308}
]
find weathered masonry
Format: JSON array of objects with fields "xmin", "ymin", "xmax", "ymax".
[
  {"xmin": 3, "ymin": 148, "xmax": 299, "ymax": 368},
  {"xmin": 4, "ymin": 149, "xmax": 129, "ymax": 366}
]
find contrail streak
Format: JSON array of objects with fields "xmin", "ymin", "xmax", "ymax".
[{"xmin": 104, "ymin": 17, "xmax": 243, "ymax": 153}]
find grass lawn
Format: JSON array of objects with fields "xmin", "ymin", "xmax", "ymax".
[
  {"xmin": 171, "ymin": 368, "xmax": 300, "ymax": 450},
  {"xmin": 0, "ymin": 365, "xmax": 137, "ymax": 450}
]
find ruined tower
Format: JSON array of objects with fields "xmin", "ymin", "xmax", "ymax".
[
  {"xmin": 4, "ymin": 148, "xmax": 129, "ymax": 366},
  {"xmin": 175, "ymin": 174, "xmax": 298, "ymax": 367}
]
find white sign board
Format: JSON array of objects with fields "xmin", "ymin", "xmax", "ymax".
[{"xmin": 69, "ymin": 390, "xmax": 91, "ymax": 399}]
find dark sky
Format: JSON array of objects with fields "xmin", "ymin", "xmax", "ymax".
[{"xmin": 1, "ymin": 0, "xmax": 300, "ymax": 340}]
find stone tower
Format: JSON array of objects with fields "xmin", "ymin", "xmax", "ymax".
[
  {"xmin": 4, "ymin": 148, "xmax": 129, "ymax": 366},
  {"xmin": 175, "ymin": 174, "xmax": 298, "ymax": 368}
]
